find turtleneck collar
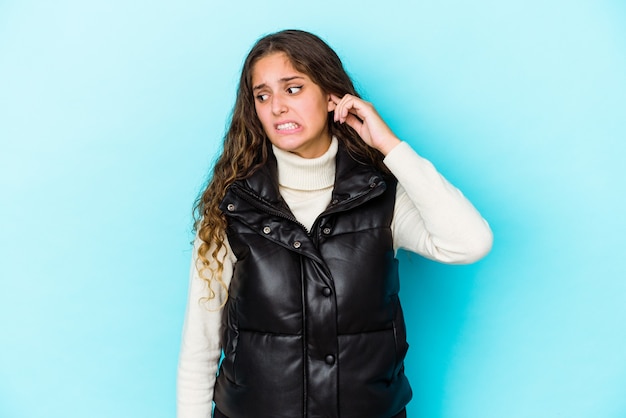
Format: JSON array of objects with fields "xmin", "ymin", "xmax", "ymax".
[{"xmin": 272, "ymin": 136, "xmax": 338, "ymax": 191}]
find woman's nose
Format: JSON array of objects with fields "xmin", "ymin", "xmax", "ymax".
[{"xmin": 271, "ymin": 96, "xmax": 287, "ymax": 115}]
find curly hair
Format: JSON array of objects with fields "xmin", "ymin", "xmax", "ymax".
[{"xmin": 192, "ymin": 29, "xmax": 389, "ymax": 302}]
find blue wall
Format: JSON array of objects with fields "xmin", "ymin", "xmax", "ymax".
[{"xmin": 1, "ymin": 1, "xmax": 625, "ymax": 417}]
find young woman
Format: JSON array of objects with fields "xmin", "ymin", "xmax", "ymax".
[{"xmin": 177, "ymin": 29, "xmax": 493, "ymax": 418}]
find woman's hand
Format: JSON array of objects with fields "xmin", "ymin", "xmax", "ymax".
[{"xmin": 330, "ymin": 94, "xmax": 401, "ymax": 156}]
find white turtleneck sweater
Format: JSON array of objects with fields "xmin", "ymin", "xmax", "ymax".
[
  {"xmin": 272, "ymin": 137, "xmax": 338, "ymax": 231},
  {"xmin": 177, "ymin": 139, "xmax": 493, "ymax": 418}
]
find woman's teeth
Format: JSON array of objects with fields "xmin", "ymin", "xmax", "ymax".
[{"xmin": 276, "ymin": 122, "xmax": 299, "ymax": 130}]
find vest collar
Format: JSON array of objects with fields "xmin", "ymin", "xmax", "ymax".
[{"xmin": 232, "ymin": 140, "xmax": 389, "ymax": 216}]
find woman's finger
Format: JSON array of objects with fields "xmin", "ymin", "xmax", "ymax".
[{"xmin": 334, "ymin": 94, "xmax": 364, "ymax": 124}]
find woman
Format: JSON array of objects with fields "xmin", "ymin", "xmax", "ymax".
[{"xmin": 178, "ymin": 29, "xmax": 492, "ymax": 418}]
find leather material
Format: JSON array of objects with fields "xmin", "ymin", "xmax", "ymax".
[{"xmin": 214, "ymin": 143, "xmax": 412, "ymax": 418}]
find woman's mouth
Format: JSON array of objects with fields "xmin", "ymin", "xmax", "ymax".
[{"xmin": 276, "ymin": 122, "xmax": 300, "ymax": 131}]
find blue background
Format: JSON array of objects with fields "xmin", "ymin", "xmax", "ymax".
[{"xmin": 1, "ymin": 1, "xmax": 625, "ymax": 417}]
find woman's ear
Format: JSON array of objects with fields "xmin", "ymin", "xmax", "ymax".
[{"xmin": 327, "ymin": 94, "xmax": 336, "ymax": 112}]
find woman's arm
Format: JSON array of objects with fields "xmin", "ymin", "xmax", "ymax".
[
  {"xmin": 177, "ymin": 238, "xmax": 234, "ymax": 418},
  {"xmin": 385, "ymin": 142, "xmax": 493, "ymax": 263},
  {"xmin": 330, "ymin": 94, "xmax": 492, "ymax": 263}
]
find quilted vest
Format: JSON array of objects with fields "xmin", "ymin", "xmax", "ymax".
[{"xmin": 214, "ymin": 143, "xmax": 412, "ymax": 418}]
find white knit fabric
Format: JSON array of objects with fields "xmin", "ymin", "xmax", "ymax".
[{"xmin": 271, "ymin": 137, "xmax": 337, "ymax": 231}]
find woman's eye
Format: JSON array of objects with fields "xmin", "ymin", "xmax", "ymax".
[
  {"xmin": 287, "ymin": 86, "xmax": 302, "ymax": 94},
  {"xmin": 256, "ymin": 93, "xmax": 269, "ymax": 102}
]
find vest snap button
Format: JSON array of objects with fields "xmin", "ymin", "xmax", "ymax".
[
  {"xmin": 293, "ymin": 241, "xmax": 301, "ymax": 249},
  {"xmin": 322, "ymin": 227, "xmax": 331, "ymax": 235},
  {"xmin": 226, "ymin": 203, "xmax": 235, "ymax": 211},
  {"xmin": 263, "ymin": 226, "xmax": 271, "ymax": 234},
  {"xmin": 325, "ymin": 354, "xmax": 335, "ymax": 365},
  {"xmin": 331, "ymin": 199, "xmax": 339, "ymax": 205},
  {"xmin": 369, "ymin": 182, "xmax": 376, "ymax": 188},
  {"xmin": 322, "ymin": 287, "xmax": 332, "ymax": 297}
]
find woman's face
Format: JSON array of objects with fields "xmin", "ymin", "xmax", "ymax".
[{"xmin": 251, "ymin": 52, "xmax": 333, "ymax": 159}]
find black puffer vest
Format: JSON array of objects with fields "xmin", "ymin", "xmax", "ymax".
[{"xmin": 214, "ymin": 143, "xmax": 412, "ymax": 418}]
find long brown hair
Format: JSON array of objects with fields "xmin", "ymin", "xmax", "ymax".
[{"xmin": 192, "ymin": 29, "xmax": 388, "ymax": 300}]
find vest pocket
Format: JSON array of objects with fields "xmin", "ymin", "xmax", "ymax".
[
  {"xmin": 219, "ymin": 331, "xmax": 304, "ymax": 415},
  {"xmin": 220, "ymin": 300, "xmax": 240, "ymax": 385},
  {"xmin": 391, "ymin": 303, "xmax": 409, "ymax": 380},
  {"xmin": 219, "ymin": 332, "xmax": 239, "ymax": 386}
]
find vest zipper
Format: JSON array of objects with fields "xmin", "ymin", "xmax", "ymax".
[
  {"xmin": 230, "ymin": 185, "xmax": 311, "ymax": 234},
  {"xmin": 300, "ymin": 255, "xmax": 308, "ymax": 417}
]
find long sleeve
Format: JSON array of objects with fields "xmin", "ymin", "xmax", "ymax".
[
  {"xmin": 386, "ymin": 142, "xmax": 493, "ymax": 264},
  {"xmin": 177, "ymin": 238, "xmax": 235, "ymax": 418}
]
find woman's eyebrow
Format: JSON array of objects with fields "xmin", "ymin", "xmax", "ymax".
[{"xmin": 253, "ymin": 76, "xmax": 305, "ymax": 91}]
